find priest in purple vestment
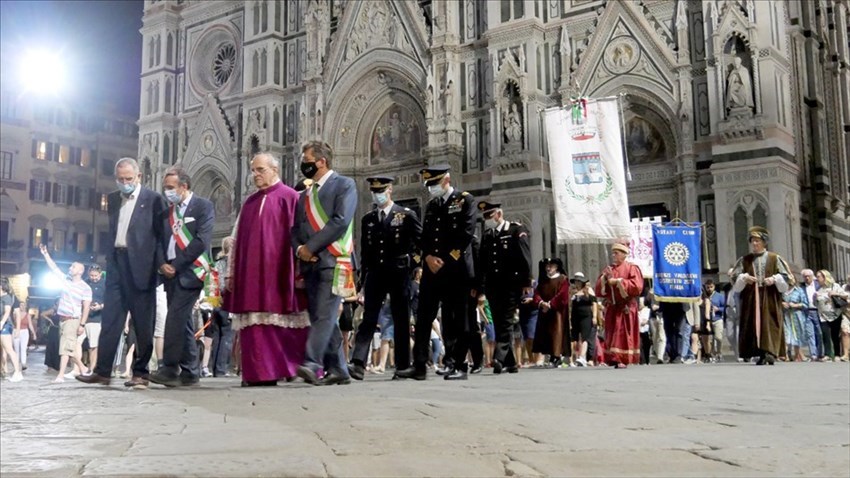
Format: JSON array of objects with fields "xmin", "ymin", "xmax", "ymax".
[{"xmin": 223, "ymin": 152, "xmax": 310, "ymax": 386}]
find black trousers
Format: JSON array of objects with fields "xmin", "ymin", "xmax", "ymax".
[
  {"xmin": 160, "ymin": 276, "xmax": 202, "ymax": 379},
  {"xmin": 487, "ymin": 285, "xmax": 520, "ymax": 368},
  {"xmin": 640, "ymin": 331, "xmax": 651, "ymax": 364},
  {"xmin": 352, "ymin": 267, "xmax": 412, "ymax": 370},
  {"xmin": 664, "ymin": 315, "xmax": 684, "ymax": 362},
  {"xmin": 210, "ymin": 308, "xmax": 233, "ymax": 376},
  {"xmin": 94, "ymin": 250, "xmax": 156, "ymax": 378},
  {"xmin": 414, "ymin": 266, "xmax": 472, "ymax": 372},
  {"xmin": 467, "ymin": 296, "xmax": 483, "ymax": 368}
]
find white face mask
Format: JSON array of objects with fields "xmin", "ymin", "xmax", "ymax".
[
  {"xmin": 547, "ymin": 271, "xmax": 561, "ymax": 278},
  {"xmin": 428, "ymin": 184, "xmax": 444, "ymax": 198},
  {"xmin": 484, "ymin": 218, "xmax": 498, "ymax": 230}
]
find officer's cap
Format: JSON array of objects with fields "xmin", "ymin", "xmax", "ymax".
[
  {"xmin": 477, "ymin": 201, "xmax": 501, "ymax": 216},
  {"xmin": 366, "ymin": 175, "xmax": 394, "ymax": 192},
  {"xmin": 420, "ymin": 164, "xmax": 450, "ymax": 186}
]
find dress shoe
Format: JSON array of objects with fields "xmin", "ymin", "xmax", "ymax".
[
  {"xmin": 147, "ymin": 372, "xmax": 179, "ymax": 388},
  {"xmin": 493, "ymin": 360, "xmax": 503, "ymax": 374},
  {"xmin": 124, "ymin": 375, "xmax": 151, "ymax": 389},
  {"xmin": 348, "ymin": 363, "xmax": 365, "ymax": 381},
  {"xmin": 296, "ymin": 365, "xmax": 320, "ymax": 385},
  {"xmin": 180, "ymin": 376, "xmax": 201, "ymax": 387},
  {"xmin": 469, "ymin": 364, "xmax": 483, "ymax": 374},
  {"xmin": 444, "ymin": 369, "xmax": 468, "ymax": 380},
  {"xmin": 765, "ymin": 354, "xmax": 776, "ymax": 366},
  {"xmin": 75, "ymin": 373, "xmax": 111, "ymax": 385},
  {"xmin": 320, "ymin": 372, "xmax": 351, "ymax": 386},
  {"xmin": 506, "ymin": 365, "xmax": 519, "ymax": 374},
  {"xmin": 394, "ymin": 367, "xmax": 426, "ymax": 380},
  {"xmin": 435, "ymin": 366, "xmax": 453, "ymax": 376}
]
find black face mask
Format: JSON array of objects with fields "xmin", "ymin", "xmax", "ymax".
[{"xmin": 300, "ymin": 161, "xmax": 318, "ymax": 179}]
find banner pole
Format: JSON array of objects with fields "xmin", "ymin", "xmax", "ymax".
[{"xmin": 618, "ymin": 94, "xmax": 632, "ymax": 181}]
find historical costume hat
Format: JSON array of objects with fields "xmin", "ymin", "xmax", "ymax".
[{"xmin": 748, "ymin": 226, "xmax": 769, "ymax": 243}]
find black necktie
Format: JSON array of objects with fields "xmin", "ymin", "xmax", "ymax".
[{"xmin": 379, "ymin": 210, "xmax": 386, "ymax": 223}]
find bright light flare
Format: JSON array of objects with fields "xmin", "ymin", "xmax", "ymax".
[
  {"xmin": 18, "ymin": 49, "xmax": 66, "ymax": 96},
  {"xmin": 41, "ymin": 272, "xmax": 64, "ymax": 290}
]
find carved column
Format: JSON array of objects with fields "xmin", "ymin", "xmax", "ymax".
[{"xmin": 750, "ymin": 48, "xmax": 762, "ymax": 114}]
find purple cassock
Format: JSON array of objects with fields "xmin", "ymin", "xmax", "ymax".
[{"xmin": 224, "ymin": 181, "xmax": 311, "ymax": 383}]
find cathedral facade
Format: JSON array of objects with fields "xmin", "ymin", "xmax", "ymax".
[{"xmin": 138, "ymin": 0, "xmax": 850, "ymax": 280}]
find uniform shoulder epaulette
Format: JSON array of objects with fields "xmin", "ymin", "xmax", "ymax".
[
  {"xmin": 461, "ymin": 191, "xmax": 470, "ymax": 196},
  {"xmin": 404, "ymin": 207, "xmax": 411, "ymax": 211}
]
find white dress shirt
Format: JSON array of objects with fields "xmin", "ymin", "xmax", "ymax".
[
  {"xmin": 114, "ymin": 183, "xmax": 141, "ymax": 247},
  {"xmin": 378, "ymin": 202, "xmax": 393, "ymax": 222},
  {"xmin": 167, "ymin": 192, "xmax": 194, "ymax": 260}
]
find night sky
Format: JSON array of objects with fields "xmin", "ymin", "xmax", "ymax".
[{"xmin": 0, "ymin": 0, "xmax": 144, "ymax": 117}]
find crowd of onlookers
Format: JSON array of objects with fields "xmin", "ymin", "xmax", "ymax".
[{"xmin": 2, "ymin": 263, "xmax": 848, "ymax": 382}]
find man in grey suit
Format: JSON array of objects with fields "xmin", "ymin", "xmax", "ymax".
[
  {"xmin": 149, "ymin": 166, "xmax": 215, "ymax": 388},
  {"xmin": 293, "ymin": 141, "xmax": 357, "ymax": 385}
]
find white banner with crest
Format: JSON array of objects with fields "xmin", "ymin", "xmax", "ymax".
[{"xmin": 544, "ymin": 98, "xmax": 631, "ymax": 244}]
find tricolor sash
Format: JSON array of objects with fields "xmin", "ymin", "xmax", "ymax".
[
  {"xmin": 304, "ymin": 184, "xmax": 356, "ymax": 297},
  {"xmin": 169, "ymin": 204, "xmax": 212, "ymax": 282}
]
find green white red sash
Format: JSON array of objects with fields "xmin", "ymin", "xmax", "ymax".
[
  {"xmin": 304, "ymin": 184, "xmax": 355, "ymax": 297},
  {"xmin": 169, "ymin": 203, "xmax": 212, "ymax": 282}
]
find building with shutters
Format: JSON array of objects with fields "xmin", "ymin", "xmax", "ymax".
[
  {"xmin": 138, "ymin": 0, "xmax": 849, "ymax": 280},
  {"xmin": 0, "ymin": 92, "xmax": 138, "ymax": 276}
]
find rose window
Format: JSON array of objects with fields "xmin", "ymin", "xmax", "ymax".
[{"xmin": 213, "ymin": 43, "xmax": 236, "ymax": 87}]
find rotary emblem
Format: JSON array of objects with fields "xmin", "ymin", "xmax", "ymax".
[{"xmin": 663, "ymin": 242, "xmax": 689, "ymax": 267}]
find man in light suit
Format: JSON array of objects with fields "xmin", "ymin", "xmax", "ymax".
[
  {"xmin": 77, "ymin": 158, "xmax": 167, "ymax": 388},
  {"xmin": 149, "ymin": 166, "xmax": 215, "ymax": 388},
  {"xmin": 293, "ymin": 140, "xmax": 357, "ymax": 385}
]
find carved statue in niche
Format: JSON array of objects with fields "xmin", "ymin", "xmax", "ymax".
[
  {"xmin": 247, "ymin": 109, "xmax": 264, "ymax": 135},
  {"xmin": 503, "ymin": 103, "xmax": 522, "ymax": 145},
  {"xmin": 725, "ymin": 56, "xmax": 753, "ymax": 110},
  {"xmin": 560, "ymin": 25, "xmax": 571, "ymax": 75},
  {"xmin": 441, "ymin": 65, "xmax": 454, "ymax": 119},
  {"xmin": 425, "ymin": 67, "xmax": 435, "ymax": 120}
]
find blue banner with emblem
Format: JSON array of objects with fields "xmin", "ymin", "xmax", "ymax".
[{"xmin": 652, "ymin": 223, "xmax": 702, "ymax": 302}]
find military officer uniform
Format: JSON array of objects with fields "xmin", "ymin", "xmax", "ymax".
[
  {"xmin": 405, "ymin": 165, "xmax": 477, "ymax": 380},
  {"xmin": 478, "ymin": 201, "xmax": 533, "ymax": 373},
  {"xmin": 351, "ymin": 176, "xmax": 422, "ymax": 378}
]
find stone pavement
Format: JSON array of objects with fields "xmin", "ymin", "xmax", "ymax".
[{"xmin": 1, "ymin": 353, "xmax": 848, "ymax": 478}]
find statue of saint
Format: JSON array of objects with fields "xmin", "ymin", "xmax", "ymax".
[
  {"xmin": 725, "ymin": 57, "xmax": 753, "ymax": 109},
  {"xmin": 503, "ymin": 103, "xmax": 522, "ymax": 144}
]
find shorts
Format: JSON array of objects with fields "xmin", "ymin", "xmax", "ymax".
[
  {"xmin": 84, "ymin": 323, "xmax": 101, "ymax": 348},
  {"xmin": 483, "ymin": 322, "xmax": 495, "ymax": 342},
  {"xmin": 519, "ymin": 309, "xmax": 538, "ymax": 340},
  {"xmin": 59, "ymin": 319, "xmax": 81, "ymax": 357},
  {"xmin": 154, "ymin": 285, "xmax": 167, "ymax": 338},
  {"xmin": 339, "ymin": 303, "xmax": 354, "ymax": 332},
  {"xmin": 378, "ymin": 312, "xmax": 394, "ymax": 341},
  {"xmin": 841, "ymin": 317, "xmax": 850, "ymax": 335},
  {"xmin": 0, "ymin": 321, "xmax": 12, "ymax": 335},
  {"xmin": 201, "ymin": 310, "xmax": 215, "ymax": 338}
]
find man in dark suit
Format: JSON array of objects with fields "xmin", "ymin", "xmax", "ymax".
[
  {"xmin": 397, "ymin": 165, "xmax": 477, "ymax": 381},
  {"xmin": 77, "ymin": 157, "xmax": 167, "ymax": 387},
  {"xmin": 349, "ymin": 176, "xmax": 421, "ymax": 381},
  {"xmin": 292, "ymin": 140, "xmax": 357, "ymax": 386},
  {"xmin": 149, "ymin": 166, "xmax": 214, "ymax": 388},
  {"xmin": 477, "ymin": 201, "xmax": 533, "ymax": 374}
]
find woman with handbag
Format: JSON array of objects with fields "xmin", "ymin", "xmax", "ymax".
[{"xmin": 814, "ymin": 270, "xmax": 849, "ymax": 361}]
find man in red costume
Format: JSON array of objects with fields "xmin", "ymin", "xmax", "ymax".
[{"xmin": 594, "ymin": 242, "xmax": 644, "ymax": 368}]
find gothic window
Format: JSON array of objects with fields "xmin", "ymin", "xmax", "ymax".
[
  {"xmin": 500, "ymin": 0, "xmax": 510, "ymax": 22},
  {"xmin": 166, "ymin": 33, "xmax": 174, "ymax": 65},
  {"xmin": 164, "ymin": 79, "xmax": 172, "ymax": 113},
  {"xmin": 213, "ymin": 43, "xmax": 236, "ymax": 87},
  {"xmin": 146, "ymin": 82, "xmax": 154, "ymax": 115},
  {"xmin": 155, "ymin": 34, "xmax": 162, "ymax": 66},
  {"xmin": 163, "ymin": 133, "xmax": 171, "ymax": 165},
  {"xmin": 733, "ymin": 206, "xmax": 749, "ymax": 258},
  {"xmin": 252, "ymin": 50, "xmax": 259, "ymax": 88},
  {"xmin": 460, "ymin": 63, "xmax": 467, "ymax": 111},
  {"xmin": 273, "ymin": 107, "xmax": 280, "ymax": 143},
  {"xmin": 253, "ymin": 2, "xmax": 260, "ymax": 35},
  {"xmin": 153, "ymin": 81, "xmax": 160, "ymax": 113},
  {"xmin": 274, "ymin": 1, "xmax": 281, "ymax": 32},
  {"xmin": 261, "ymin": 1, "xmax": 269, "ymax": 33},
  {"xmin": 274, "ymin": 46, "xmax": 281, "ymax": 85},
  {"xmin": 148, "ymin": 37, "xmax": 155, "ymax": 68},
  {"xmin": 260, "ymin": 48, "xmax": 268, "ymax": 85},
  {"xmin": 544, "ymin": 43, "xmax": 551, "ymax": 93}
]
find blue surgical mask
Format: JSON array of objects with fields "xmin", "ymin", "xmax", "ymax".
[
  {"xmin": 117, "ymin": 182, "xmax": 135, "ymax": 195},
  {"xmin": 428, "ymin": 184, "xmax": 444, "ymax": 198},
  {"xmin": 372, "ymin": 192, "xmax": 389, "ymax": 206},
  {"xmin": 165, "ymin": 189, "xmax": 182, "ymax": 204}
]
